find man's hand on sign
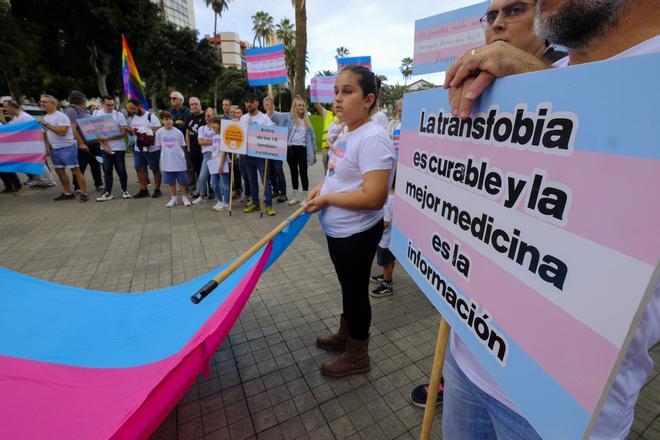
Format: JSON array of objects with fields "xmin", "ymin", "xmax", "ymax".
[{"xmin": 444, "ymin": 41, "xmax": 551, "ymax": 119}]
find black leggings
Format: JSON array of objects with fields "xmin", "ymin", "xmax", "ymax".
[
  {"xmin": 326, "ymin": 219, "xmax": 384, "ymax": 340},
  {"xmin": 287, "ymin": 145, "xmax": 308, "ymax": 191}
]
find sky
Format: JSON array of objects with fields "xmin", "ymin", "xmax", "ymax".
[{"xmin": 193, "ymin": 0, "xmax": 481, "ymax": 86}]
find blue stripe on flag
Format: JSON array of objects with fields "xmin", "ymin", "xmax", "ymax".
[
  {"xmin": 248, "ymin": 76, "xmax": 288, "ymax": 86},
  {"xmin": 0, "ymin": 162, "xmax": 44, "ymax": 175},
  {"xmin": 246, "ymin": 44, "xmax": 285, "ymax": 56},
  {"xmin": 0, "ymin": 119, "xmax": 41, "ymax": 134}
]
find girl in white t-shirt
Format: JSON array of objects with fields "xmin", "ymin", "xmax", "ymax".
[
  {"xmin": 192, "ymin": 108, "xmax": 217, "ymax": 205},
  {"xmin": 155, "ymin": 111, "xmax": 190, "ymax": 207},
  {"xmin": 305, "ymin": 65, "xmax": 396, "ymax": 378}
]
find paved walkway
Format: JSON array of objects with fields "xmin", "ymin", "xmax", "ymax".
[{"xmin": 0, "ymin": 159, "xmax": 657, "ymax": 440}]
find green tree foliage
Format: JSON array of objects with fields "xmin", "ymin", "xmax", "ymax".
[
  {"xmin": 215, "ymin": 67, "xmax": 251, "ymax": 109},
  {"xmin": 400, "ymin": 57, "xmax": 413, "ymax": 84},
  {"xmin": 251, "ymin": 11, "xmax": 274, "ymax": 47}
]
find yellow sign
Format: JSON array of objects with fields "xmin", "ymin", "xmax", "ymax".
[{"xmin": 220, "ymin": 120, "xmax": 248, "ymax": 154}]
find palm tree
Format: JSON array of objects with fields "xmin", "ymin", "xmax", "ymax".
[
  {"xmin": 315, "ymin": 70, "xmax": 336, "ymax": 77},
  {"xmin": 335, "ymin": 46, "xmax": 350, "ymax": 59},
  {"xmin": 292, "ymin": 0, "xmax": 307, "ymax": 97},
  {"xmin": 276, "ymin": 18, "xmax": 295, "ymax": 48},
  {"xmin": 400, "ymin": 57, "xmax": 413, "ymax": 85},
  {"xmin": 284, "ymin": 41, "xmax": 297, "ymax": 86},
  {"xmin": 205, "ymin": 0, "xmax": 231, "ymax": 40},
  {"xmin": 252, "ymin": 11, "xmax": 275, "ymax": 47}
]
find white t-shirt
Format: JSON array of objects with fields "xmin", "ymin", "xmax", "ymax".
[
  {"xmin": 155, "ymin": 127, "xmax": 187, "ymax": 172},
  {"xmin": 92, "ymin": 109, "xmax": 127, "ymax": 151},
  {"xmin": 372, "ymin": 110, "xmax": 389, "ymax": 130},
  {"xmin": 378, "ymin": 194, "xmax": 395, "ymax": 249},
  {"xmin": 208, "ymin": 136, "xmax": 232, "ymax": 174},
  {"xmin": 450, "ymin": 35, "xmax": 660, "ymax": 440},
  {"xmin": 240, "ymin": 111, "xmax": 274, "ymax": 126},
  {"xmin": 11, "ymin": 111, "xmax": 34, "ymax": 124},
  {"xmin": 128, "ymin": 111, "xmax": 161, "ymax": 152},
  {"xmin": 289, "ymin": 119, "xmax": 306, "ymax": 146},
  {"xmin": 43, "ymin": 111, "xmax": 75, "ymax": 149},
  {"xmin": 319, "ymin": 121, "xmax": 395, "ymax": 238},
  {"xmin": 198, "ymin": 125, "xmax": 216, "ymax": 154}
]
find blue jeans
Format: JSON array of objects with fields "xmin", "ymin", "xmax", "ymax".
[
  {"xmin": 442, "ymin": 349, "xmax": 541, "ymax": 440},
  {"xmin": 211, "ymin": 172, "xmax": 231, "ymax": 203},
  {"xmin": 197, "ymin": 151, "xmax": 212, "ymax": 196},
  {"xmin": 238, "ymin": 155, "xmax": 251, "ymax": 198},
  {"xmin": 102, "ymin": 151, "xmax": 127, "ymax": 193},
  {"xmin": 245, "ymin": 156, "xmax": 272, "ymax": 206},
  {"xmin": 269, "ymin": 159, "xmax": 286, "ymax": 195}
]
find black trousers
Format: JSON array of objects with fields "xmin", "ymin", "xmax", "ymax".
[
  {"xmin": 74, "ymin": 149, "xmax": 103, "ymax": 190},
  {"xmin": 0, "ymin": 172, "xmax": 21, "ymax": 190},
  {"xmin": 326, "ymin": 219, "xmax": 384, "ymax": 340},
  {"xmin": 287, "ymin": 145, "xmax": 308, "ymax": 191}
]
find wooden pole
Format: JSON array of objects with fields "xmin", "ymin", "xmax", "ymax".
[
  {"xmin": 228, "ymin": 153, "xmax": 235, "ymax": 216},
  {"xmin": 420, "ymin": 318, "xmax": 451, "ymax": 440},
  {"xmin": 260, "ymin": 158, "xmax": 269, "ymax": 218},
  {"xmin": 191, "ymin": 205, "xmax": 307, "ymax": 304}
]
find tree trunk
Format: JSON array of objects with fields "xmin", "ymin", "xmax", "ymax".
[
  {"xmin": 294, "ymin": 0, "xmax": 307, "ymax": 98},
  {"xmin": 89, "ymin": 41, "xmax": 110, "ymax": 97}
]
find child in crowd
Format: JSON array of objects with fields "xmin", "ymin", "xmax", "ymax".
[
  {"xmin": 208, "ymin": 116, "xmax": 231, "ymax": 211},
  {"xmin": 155, "ymin": 111, "xmax": 190, "ymax": 207},
  {"xmin": 232, "ymin": 106, "xmax": 251, "ymax": 205},
  {"xmin": 370, "ymin": 182, "xmax": 396, "ymax": 297},
  {"xmin": 305, "ymin": 65, "xmax": 396, "ymax": 377},
  {"xmin": 192, "ymin": 107, "xmax": 217, "ymax": 205}
]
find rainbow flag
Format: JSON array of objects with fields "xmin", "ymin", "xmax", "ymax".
[
  {"xmin": 122, "ymin": 34, "xmax": 149, "ymax": 109},
  {"xmin": 0, "ymin": 120, "xmax": 46, "ymax": 175},
  {"xmin": 0, "ymin": 213, "xmax": 310, "ymax": 439}
]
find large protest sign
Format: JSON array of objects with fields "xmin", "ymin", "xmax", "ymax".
[
  {"xmin": 219, "ymin": 120, "xmax": 248, "ymax": 155},
  {"xmin": 247, "ymin": 125, "xmax": 287, "ymax": 162},
  {"xmin": 337, "ymin": 56, "xmax": 372, "ymax": 71},
  {"xmin": 77, "ymin": 114, "xmax": 121, "ymax": 141},
  {"xmin": 413, "ymin": 2, "xmax": 486, "ymax": 75},
  {"xmin": 245, "ymin": 44, "xmax": 287, "ymax": 86},
  {"xmin": 310, "ymin": 76, "xmax": 335, "ymax": 103},
  {"xmin": 0, "ymin": 120, "xmax": 46, "ymax": 175},
  {"xmin": 390, "ymin": 53, "xmax": 660, "ymax": 438}
]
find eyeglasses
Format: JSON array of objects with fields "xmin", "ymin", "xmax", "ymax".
[
  {"xmin": 170, "ymin": 97, "xmax": 178, "ymax": 100},
  {"xmin": 480, "ymin": 2, "xmax": 533, "ymax": 27}
]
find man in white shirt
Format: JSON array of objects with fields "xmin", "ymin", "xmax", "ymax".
[
  {"xmin": 126, "ymin": 98, "xmax": 162, "ymax": 199},
  {"xmin": 39, "ymin": 94, "xmax": 89, "ymax": 202},
  {"xmin": 94, "ymin": 96, "xmax": 129, "ymax": 202},
  {"xmin": 263, "ymin": 96, "xmax": 288, "ymax": 203},
  {"xmin": 441, "ymin": 1, "xmax": 660, "ymax": 439},
  {"xmin": 239, "ymin": 93, "xmax": 277, "ymax": 216}
]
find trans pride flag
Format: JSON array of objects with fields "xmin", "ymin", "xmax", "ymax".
[
  {"xmin": 0, "ymin": 120, "xmax": 46, "ymax": 175},
  {"xmin": 122, "ymin": 34, "xmax": 149, "ymax": 109},
  {"xmin": 310, "ymin": 76, "xmax": 336, "ymax": 103},
  {"xmin": 0, "ymin": 213, "xmax": 310, "ymax": 440},
  {"xmin": 245, "ymin": 44, "xmax": 288, "ymax": 86},
  {"xmin": 337, "ymin": 56, "xmax": 372, "ymax": 71}
]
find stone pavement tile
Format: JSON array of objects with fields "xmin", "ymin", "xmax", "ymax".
[
  {"xmin": 378, "ymin": 415, "xmax": 408, "ymax": 440},
  {"xmin": 329, "ymin": 414, "xmax": 357, "ymax": 440},
  {"xmin": 253, "ymin": 408, "xmax": 278, "ymax": 433},
  {"xmin": 178, "ymin": 417, "xmax": 204, "ymax": 440},
  {"xmin": 278, "ymin": 416, "xmax": 307, "ymax": 440},
  {"xmin": 311, "ymin": 383, "xmax": 335, "ymax": 404},
  {"xmin": 307, "ymin": 424, "xmax": 335, "ymax": 440},
  {"xmin": 203, "ymin": 426, "xmax": 230, "ymax": 440},
  {"xmin": 202, "ymin": 409, "xmax": 228, "ymax": 434},
  {"xmin": 178, "ymin": 400, "xmax": 202, "ymax": 423},
  {"xmin": 247, "ymin": 392, "xmax": 273, "ymax": 415},
  {"xmin": 225, "ymin": 399, "xmax": 250, "ymax": 424},
  {"xmin": 320, "ymin": 397, "xmax": 346, "ymax": 421},
  {"xmin": 347, "ymin": 405, "xmax": 375, "ymax": 432},
  {"xmin": 228, "ymin": 416, "xmax": 255, "ymax": 440}
]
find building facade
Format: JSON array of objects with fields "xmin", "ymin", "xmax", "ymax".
[
  {"xmin": 207, "ymin": 32, "xmax": 251, "ymax": 69},
  {"xmin": 152, "ymin": 0, "xmax": 196, "ymax": 29}
]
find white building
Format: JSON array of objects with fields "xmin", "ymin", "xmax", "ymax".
[
  {"xmin": 207, "ymin": 32, "xmax": 251, "ymax": 69},
  {"xmin": 152, "ymin": 0, "xmax": 196, "ymax": 29}
]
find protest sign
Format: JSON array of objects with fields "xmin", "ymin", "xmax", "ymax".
[
  {"xmin": 246, "ymin": 125, "xmax": 287, "ymax": 162},
  {"xmin": 337, "ymin": 56, "xmax": 372, "ymax": 71},
  {"xmin": 76, "ymin": 114, "xmax": 121, "ymax": 141},
  {"xmin": 220, "ymin": 120, "xmax": 248, "ymax": 155},
  {"xmin": 311, "ymin": 76, "xmax": 336, "ymax": 103},
  {"xmin": 413, "ymin": 2, "xmax": 486, "ymax": 75},
  {"xmin": 391, "ymin": 53, "xmax": 660, "ymax": 439},
  {"xmin": 245, "ymin": 44, "xmax": 287, "ymax": 86}
]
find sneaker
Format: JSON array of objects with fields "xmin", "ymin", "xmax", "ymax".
[
  {"xmin": 370, "ymin": 274, "xmax": 385, "ymax": 284},
  {"xmin": 96, "ymin": 192, "xmax": 114, "ymax": 202},
  {"xmin": 165, "ymin": 198, "xmax": 178, "ymax": 208},
  {"xmin": 74, "ymin": 189, "xmax": 81, "ymax": 195},
  {"xmin": 121, "ymin": 191, "xmax": 132, "ymax": 199},
  {"xmin": 53, "ymin": 192, "xmax": 75, "ymax": 201},
  {"xmin": 133, "ymin": 189, "xmax": 150, "ymax": 199},
  {"xmin": 192, "ymin": 196, "xmax": 208, "ymax": 205},
  {"xmin": 213, "ymin": 202, "xmax": 227, "ymax": 212},
  {"xmin": 243, "ymin": 204, "xmax": 260, "ymax": 213},
  {"xmin": 182, "ymin": 196, "xmax": 192, "ymax": 207},
  {"xmin": 370, "ymin": 282, "xmax": 393, "ymax": 298},
  {"xmin": 410, "ymin": 380, "xmax": 444, "ymax": 409},
  {"xmin": 24, "ymin": 180, "xmax": 38, "ymax": 187},
  {"xmin": 79, "ymin": 193, "xmax": 89, "ymax": 203},
  {"xmin": 152, "ymin": 189, "xmax": 162, "ymax": 198},
  {"xmin": 287, "ymin": 197, "xmax": 299, "ymax": 205},
  {"xmin": 95, "ymin": 186, "xmax": 104, "ymax": 193},
  {"xmin": 238, "ymin": 195, "xmax": 249, "ymax": 203},
  {"xmin": 265, "ymin": 206, "xmax": 276, "ymax": 216},
  {"xmin": 276, "ymin": 194, "xmax": 288, "ymax": 203}
]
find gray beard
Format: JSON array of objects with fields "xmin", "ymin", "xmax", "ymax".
[{"xmin": 534, "ymin": 0, "xmax": 630, "ymax": 49}]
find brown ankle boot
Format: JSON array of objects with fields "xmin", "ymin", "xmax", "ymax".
[
  {"xmin": 320, "ymin": 336, "xmax": 370, "ymax": 378},
  {"xmin": 316, "ymin": 316, "xmax": 349, "ymax": 350}
]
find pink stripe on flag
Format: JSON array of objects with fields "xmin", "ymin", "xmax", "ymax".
[
  {"xmin": 0, "ymin": 152, "xmax": 45, "ymax": 164},
  {"xmin": 247, "ymin": 69, "xmax": 287, "ymax": 80},
  {"xmin": 394, "ymin": 197, "xmax": 618, "ymax": 412},
  {"xmin": 414, "ymin": 17, "xmax": 482, "ymax": 41},
  {"xmin": 414, "ymin": 41, "xmax": 482, "ymax": 66},
  {"xmin": 398, "ymin": 130, "xmax": 660, "ymax": 265},
  {"xmin": 0, "ymin": 129, "xmax": 43, "ymax": 144},
  {"xmin": 247, "ymin": 51, "xmax": 285, "ymax": 63}
]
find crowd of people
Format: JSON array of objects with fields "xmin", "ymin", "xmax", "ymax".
[{"xmin": 1, "ymin": 0, "xmax": 658, "ymax": 439}]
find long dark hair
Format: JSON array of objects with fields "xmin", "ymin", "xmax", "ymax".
[{"xmin": 340, "ymin": 65, "xmax": 379, "ymax": 111}]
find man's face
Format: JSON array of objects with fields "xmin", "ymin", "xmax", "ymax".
[
  {"xmin": 244, "ymin": 99, "xmax": 258, "ymax": 114},
  {"xmin": 126, "ymin": 102, "xmax": 137, "ymax": 115},
  {"xmin": 3, "ymin": 102, "xmax": 16, "ymax": 116},
  {"xmin": 484, "ymin": 0, "xmax": 542, "ymax": 54},
  {"xmin": 222, "ymin": 100, "xmax": 231, "ymax": 114},
  {"xmin": 102, "ymin": 99, "xmax": 115, "ymax": 113},
  {"xmin": 39, "ymin": 98, "xmax": 55, "ymax": 113},
  {"xmin": 190, "ymin": 99, "xmax": 202, "ymax": 114},
  {"xmin": 534, "ymin": 0, "xmax": 625, "ymax": 49},
  {"xmin": 170, "ymin": 93, "xmax": 183, "ymax": 108}
]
